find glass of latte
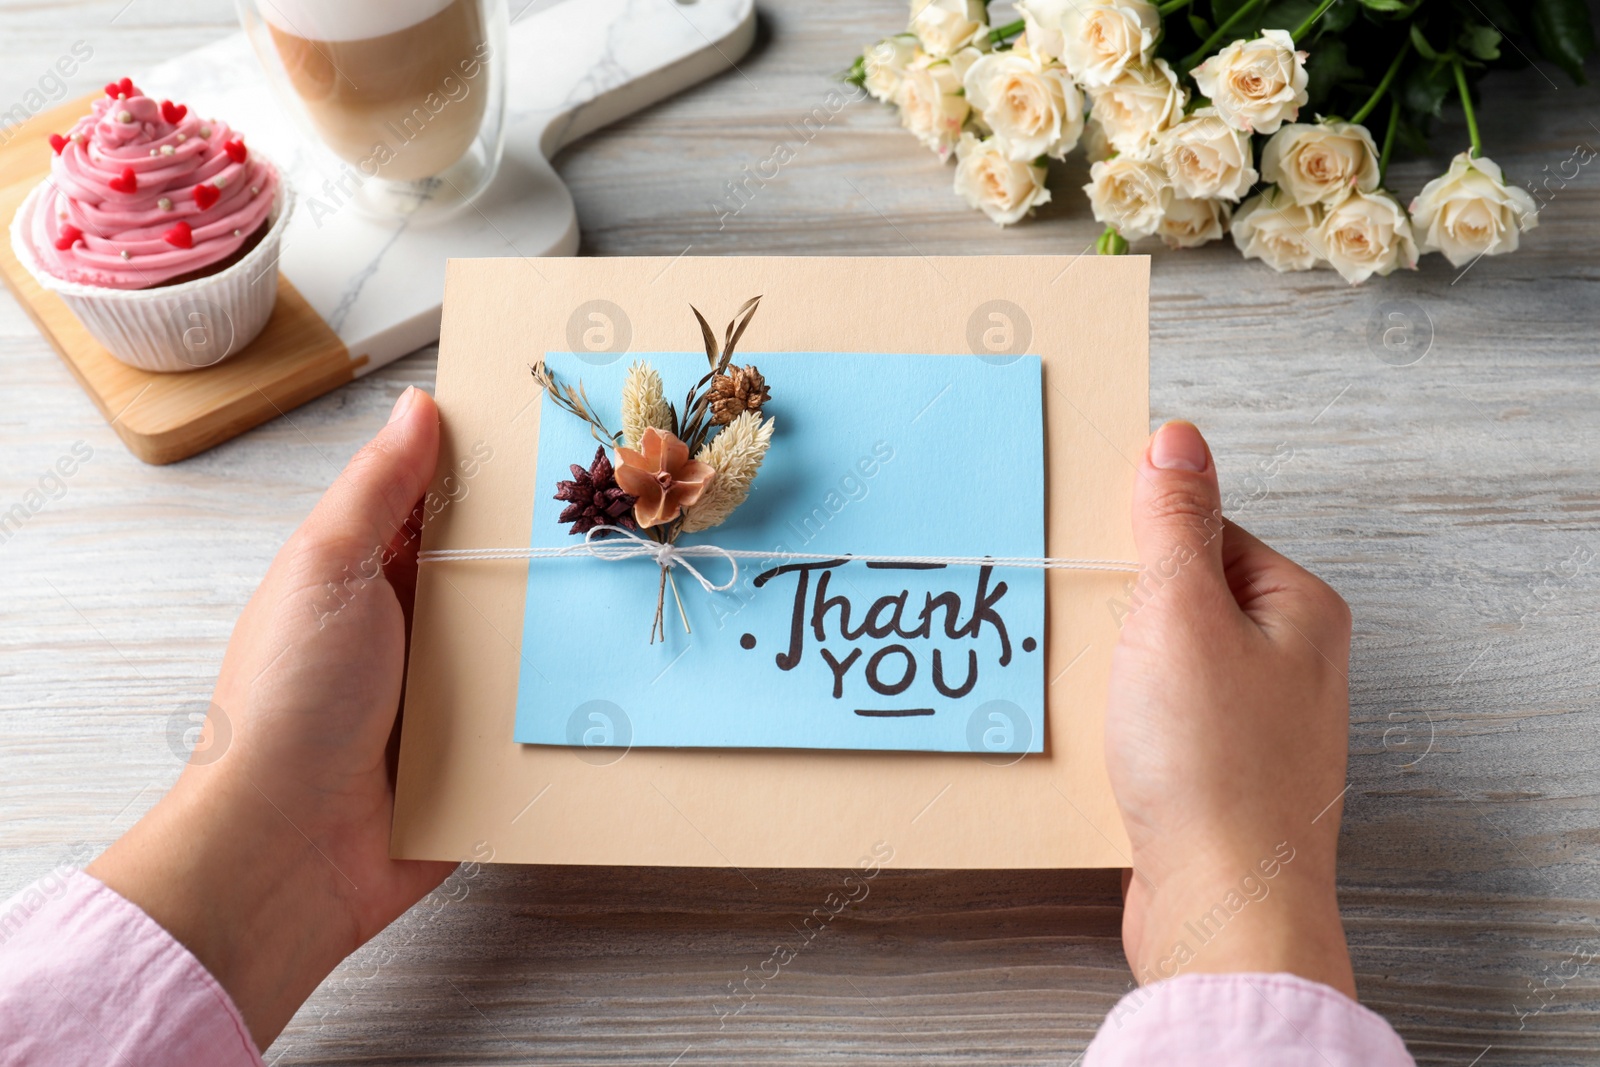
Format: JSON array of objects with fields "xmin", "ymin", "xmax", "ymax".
[{"xmin": 237, "ymin": 0, "xmax": 508, "ymax": 222}]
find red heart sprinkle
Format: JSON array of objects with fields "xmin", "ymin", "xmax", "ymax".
[
  {"xmin": 49, "ymin": 134, "xmax": 68, "ymax": 155},
  {"xmin": 54, "ymin": 224, "xmax": 84, "ymax": 251},
  {"xmin": 163, "ymin": 221, "xmax": 193, "ymax": 249},
  {"xmin": 108, "ymin": 166, "xmax": 138, "ymax": 194},
  {"xmin": 160, "ymin": 100, "xmax": 188, "ymax": 125},
  {"xmin": 103, "ymin": 77, "xmax": 136, "ymax": 98},
  {"xmin": 223, "ymin": 139, "xmax": 247, "ymax": 164},
  {"xmin": 192, "ymin": 183, "xmax": 221, "ymax": 210}
]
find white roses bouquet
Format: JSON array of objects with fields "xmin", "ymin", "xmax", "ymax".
[{"xmin": 849, "ymin": 0, "xmax": 1593, "ymax": 283}]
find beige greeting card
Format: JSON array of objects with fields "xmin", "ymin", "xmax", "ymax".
[{"xmin": 392, "ymin": 255, "xmax": 1148, "ymax": 868}]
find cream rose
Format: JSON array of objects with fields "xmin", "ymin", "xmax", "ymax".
[
  {"xmin": 1260, "ymin": 121, "xmax": 1380, "ymax": 207},
  {"xmin": 1014, "ymin": 0, "xmax": 1071, "ymax": 64},
  {"xmin": 1409, "ymin": 151, "xmax": 1539, "ymax": 267},
  {"xmin": 863, "ymin": 34, "xmax": 919, "ymax": 103},
  {"xmin": 964, "ymin": 46, "xmax": 1084, "ymax": 161},
  {"xmin": 1157, "ymin": 107, "xmax": 1257, "ymax": 201},
  {"xmin": 896, "ymin": 49, "xmax": 978, "ymax": 159},
  {"xmin": 1318, "ymin": 189, "xmax": 1418, "ymax": 283},
  {"xmin": 1087, "ymin": 58, "xmax": 1184, "ymax": 156},
  {"xmin": 954, "ymin": 133, "xmax": 1052, "ymax": 224},
  {"xmin": 1191, "ymin": 29, "xmax": 1308, "ymax": 134},
  {"xmin": 1160, "ymin": 197, "xmax": 1231, "ymax": 248},
  {"xmin": 1084, "ymin": 155, "xmax": 1171, "ymax": 239},
  {"xmin": 1230, "ymin": 189, "xmax": 1323, "ymax": 272},
  {"xmin": 909, "ymin": 0, "xmax": 988, "ymax": 58},
  {"xmin": 1017, "ymin": 0, "xmax": 1158, "ymax": 85},
  {"xmin": 1066, "ymin": 0, "xmax": 1161, "ymax": 87}
]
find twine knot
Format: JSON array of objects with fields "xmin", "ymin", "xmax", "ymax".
[{"xmin": 581, "ymin": 525, "xmax": 739, "ymax": 593}]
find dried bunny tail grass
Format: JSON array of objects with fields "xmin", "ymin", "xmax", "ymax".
[
  {"xmin": 680, "ymin": 411, "xmax": 774, "ymax": 533},
  {"xmin": 621, "ymin": 360, "xmax": 673, "ymax": 449}
]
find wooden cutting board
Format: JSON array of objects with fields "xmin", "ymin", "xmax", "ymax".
[
  {"xmin": 0, "ymin": 99, "xmax": 354, "ymax": 466},
  {"xmin": 0, "ymin": 0, "xmax": 755, "ymax": 464}
]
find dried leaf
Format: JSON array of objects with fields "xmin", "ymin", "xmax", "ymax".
[
  {"xmin": 530, "ymin": 361, "xmax": 619, "ymax": 445},
  {"xmin": 722, "ymin": 294, "xmax": 762, "ymax": 367},
  {"xmin": 691, "ymin": 305, "xmax": 720, "ymax": 368}
]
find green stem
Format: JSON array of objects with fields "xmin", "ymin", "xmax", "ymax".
[
  {"xmin": 1290, "ymin": 0, "xmax": 1339, "ymax": 42},
  {"xmin": 1378, "ymin": 97, "xmax": 1399, "ymax": 183},
  {"xmin": 988, "ymin": 18, "xmax": 1024, "ymax": 44},
  {"xmin": 1451, "ymin": 57, "xmax": 1482, "ymax": 157},
  {"xmin": 1349, "ymin": 38, "xmax": 1410, "ymax": 125},
  {"xmin": 1158, "ymin": 0, "xmax": 1191, "ymax": 15},
  {"xmin": 1180, "ymin": 0, "xmax": 1267, "ymax": 74}
]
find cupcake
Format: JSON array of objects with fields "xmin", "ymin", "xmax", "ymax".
[{"xmin": 9, "ymin": 77, "xmax": 292, "ymax": 372}]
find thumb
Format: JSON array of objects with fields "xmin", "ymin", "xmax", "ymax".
[
  {"xmin": 1130, "ymin": 421, "xmax": 1228, "ymax": 600},
  {"xmin": 301, "ymin": 386, "xmax": 441, "ymax": 567}
]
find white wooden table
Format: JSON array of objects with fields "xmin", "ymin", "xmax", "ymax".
[{"xmin": 3, "ymin": 2, "xmax": 1598, "ymax": 1064}]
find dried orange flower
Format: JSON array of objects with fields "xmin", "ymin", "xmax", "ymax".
[{"xmin": 613, "ymin": 427, "xmax": 716, "ymax": 528}]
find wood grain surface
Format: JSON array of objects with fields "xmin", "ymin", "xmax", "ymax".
[{"xmin": 2, "ymin": 2, "xmax": 1597, "ymax": 1064}]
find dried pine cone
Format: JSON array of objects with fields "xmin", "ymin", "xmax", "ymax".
[
  {"xmin": 707, "ymin": 364, "xmax": 771, "ymax": 425},
  {"xmin": 554, "ymin": 447, "xmax": 638, "ymax": 535}
]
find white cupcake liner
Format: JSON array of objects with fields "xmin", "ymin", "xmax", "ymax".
[{"xmin": 10, "ymin": 179, "xmax": 295, "ymax": 373}]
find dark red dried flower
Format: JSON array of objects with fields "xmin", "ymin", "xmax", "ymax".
[{"xmin": 554, "ymin": 446, "xmax": 638, "ymax": 535}]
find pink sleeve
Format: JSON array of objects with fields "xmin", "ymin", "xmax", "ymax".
[
  {"xmin": 0, "ymin": 868, "xmax": 263, "ymax": 1067},
  {"xmin": 1086, "ymin": 972, "xmax": 1415, "ymax": 1066}
]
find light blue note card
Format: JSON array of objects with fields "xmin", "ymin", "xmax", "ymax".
[{"xmin": 515, "ymin": 351, "xmax": 1044, "ymax": 753}]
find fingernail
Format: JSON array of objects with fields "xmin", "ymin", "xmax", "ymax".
[
  {"xmin": 388, "ymin": 386, "xmax": 416, "ymax": 425},
  {"xmin": 1149, "ymin": 420, "xmax": 1209, "ymax": 473}
]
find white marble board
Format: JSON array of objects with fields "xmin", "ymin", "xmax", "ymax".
[{"xmin": 134, "ymin": 0, "xmax": 756, "ymax": 371}]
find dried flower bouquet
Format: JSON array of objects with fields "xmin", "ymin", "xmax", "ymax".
[{"xmin": 532, "ymin": 296, "xmax": 775, "ymax": 641}]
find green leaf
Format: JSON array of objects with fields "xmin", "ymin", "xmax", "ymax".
[
  {"xmin": 1409, "ymin": 23, "xmax": 1441, "ymax": 59},
  {"xmin": 1270, "ymin": 0, "xmax": 1321, "ymax": 36},
  {"xmin": 1320, "ymin": 0, "xmax": 1360, "ymax": 33},
  {"xmin": 1402, "ymin": 59, "xmax": 1452, "ymax": 116},
  {"xmin": 1460, "ymin": 23, "xmax": 1502, "ymax": 61},
  {"xmin": 1360, "ymin": 0, "xmax": 1423, "ymax": 15},
  {"xmin": 1304, "ymin": 37, "xmax": 1365, "ymax": 109},
  {"xmin": 1200, "ymin": 0, "xmax": 1318, "ymax": 44},
  {"xmin": 1390, "ymin": 113, "xmax": 1430, "ymax": 156},
  {"xmin": 1530, "ymin": 0, "xmax": 1596, "ymax": 84},
  {"xmin": 1466, "ymin": 0, "xmax": 1523, "ymax": 37}
]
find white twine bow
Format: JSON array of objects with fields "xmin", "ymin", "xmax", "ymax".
[
  {"xmin": 583, "ymin": 525, "xmax": 739, "ymax": 592},
  {"xmin": 417, "ymin": 524, "xmax": 1141, "ymax": 589}
]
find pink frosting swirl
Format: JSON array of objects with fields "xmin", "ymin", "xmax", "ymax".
[{"xmin": 20, "ymin": 84, "xmax": 280, "ymax": 290}]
